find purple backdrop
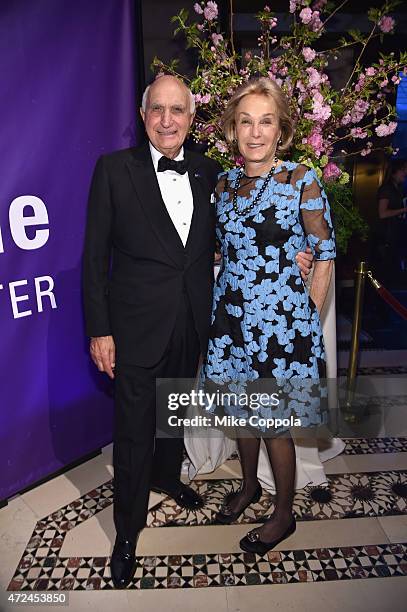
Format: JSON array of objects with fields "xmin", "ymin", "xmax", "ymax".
[{"xmin": 0, "ymin": 0, "xmax": 137, "ymax": 501}]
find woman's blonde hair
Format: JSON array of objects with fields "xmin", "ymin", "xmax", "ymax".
[{"xmin": 221, "ymin": 77, "xmax": 295, "ymax": 157}]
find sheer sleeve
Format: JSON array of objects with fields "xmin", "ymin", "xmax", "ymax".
[
  {"xmin": 215, "ymin": 172, "xmax": 228, "ymax": 197},
  {"xmin": 299, "ymin": 167, "xmax": 336, "ymax": 260}
]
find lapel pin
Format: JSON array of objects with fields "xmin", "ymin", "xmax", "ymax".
[{"xmin": 194, "ymin": 171, "xmax": 201, "ymax": 178}]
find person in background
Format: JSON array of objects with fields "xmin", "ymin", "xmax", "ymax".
[{"xmin": 376, "ymin": 158, "xmax": 407, "ymax": 285}]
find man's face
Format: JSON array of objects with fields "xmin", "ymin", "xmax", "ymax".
[{"xmin": 140, "ymin": 77, "xmax": 194, "ymax": 159}]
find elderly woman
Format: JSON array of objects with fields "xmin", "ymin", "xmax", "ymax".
[{"xmin": 201, "ymin": 77, "xmax": 335, "ymax": 553}]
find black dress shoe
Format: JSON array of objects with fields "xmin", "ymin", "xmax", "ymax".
[
  {"xmin": 110, "ymin": 537, "xmax": 138, "ymax": 589},
  {"xmin": 239, "ymin": 517, "xmax": 296, "ymax": 555},
  {"xmin": 151, "ymin": 481, "xmax": 204, "ymax": 510},
  {"xmin": 215, "ymin": 483, "xmax": 262, "ymax": 524}
]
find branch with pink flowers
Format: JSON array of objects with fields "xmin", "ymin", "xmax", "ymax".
[{"xmin": 152, "ymin": 0, "xmax": 406, "ymax": 251}]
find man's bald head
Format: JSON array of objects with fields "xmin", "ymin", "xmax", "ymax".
[
  {"xmin": 142, "ymin": 76, "xmax": 195, "ymax": 114},
  {"xmin": 140, "ymin": 75, "xmax": 196, "ymax": 159}
]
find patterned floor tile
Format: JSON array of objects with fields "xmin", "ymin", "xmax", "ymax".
[
  {"xmin": 5, "ymin": 439, "xmax": 407, "ymax": 592},
  {"xmin": 7, "ymin": 543, "xmax": 407, "ymax": 590},
  {"xmin": 343, "ymin": 437, "xmax": 407, "ymax": 454},
  {"xmin": 147, "ymin": 470, "xmax": 407, "ymax": 528}
]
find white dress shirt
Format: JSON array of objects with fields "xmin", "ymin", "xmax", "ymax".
[{"xmin": 149, "ymin": 143, "xmax": 194, "ymax": 247}]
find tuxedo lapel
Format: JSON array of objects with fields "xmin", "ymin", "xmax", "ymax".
[{"xmin": 126, "ymin": 145, "xmax": 185, "ymax": 267}]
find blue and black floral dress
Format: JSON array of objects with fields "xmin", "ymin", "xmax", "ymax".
[{"xmin": 201, "ymin": 161, "xmax": 336, "ymax": 433}]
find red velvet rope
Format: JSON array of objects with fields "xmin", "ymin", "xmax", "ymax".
[{"xmin": 375, "ymin": 285, "xmax": 407, "ymax": 321}]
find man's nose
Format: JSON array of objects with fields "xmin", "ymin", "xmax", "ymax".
[{"xmin": 160, "ymin": 109, "xmax": 172, "ymax": 127}]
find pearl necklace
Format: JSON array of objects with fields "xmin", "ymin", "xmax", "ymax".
[{"xmin": 232, "ymin": 156, "xmax": 278, "ymax": 216}]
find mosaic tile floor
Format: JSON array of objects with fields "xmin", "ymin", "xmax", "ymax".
[
  {"xmin": 148, "ymin": 470, "xmax": 407, "ymax": 528},
  {"xmin": 8, "ymin": 543, "xmax": 407, "ymax": 591},
  {"xmin": 5, "ymin": 436, "xmax": 407, "ymax": 592}
]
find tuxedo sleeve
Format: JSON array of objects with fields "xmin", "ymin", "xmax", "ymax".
[{"xmin": 82, "ymin": 155, "xmax": 113, "ymax": 337}]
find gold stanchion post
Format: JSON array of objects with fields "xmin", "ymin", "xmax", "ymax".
[{"xmin": 345, "ymin": 261, "xmax": 369, "ymax": 414}]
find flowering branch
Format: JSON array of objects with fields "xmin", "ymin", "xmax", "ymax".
[{"xmin": 152, "ymin": 1, "xmax": 406, "ymax": 251}]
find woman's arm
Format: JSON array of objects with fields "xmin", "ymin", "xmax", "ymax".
[
  {"xmin": 309, "ymin": 259, "xmax": 333, "ymax": 314},
  {"xmin": 378, "ymin": 198, "xmax": 406, "ymax": 219}
]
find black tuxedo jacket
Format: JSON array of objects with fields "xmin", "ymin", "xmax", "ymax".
[{"xmin": 82, "ymin": 143, "xmax": 222, "ymax": 367}]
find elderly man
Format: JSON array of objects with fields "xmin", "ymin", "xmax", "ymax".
[{"xmin": 83, "ymin": 75, "xmax": 312, "ymax": 588}]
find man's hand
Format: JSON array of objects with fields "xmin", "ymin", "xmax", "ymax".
[
  {"xmin": 90, "ymin": 335, "xmax": 116, "ymax": 379},
  {"xmin": 296, "ymin": 246, "xmax": 314, "ymax": 282}
]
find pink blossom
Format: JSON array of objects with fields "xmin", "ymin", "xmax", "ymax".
[
  {"xmin": 366, "ymin": 67, "xmax": 376, "ymax": 76},
  {"xmin": 194, "ymin": 93, "xmax": 211, "ymax": 104},
  {"xmin": 378, "ymin": 15, "xmax": 395, "ymax": 33},
  {"xmin": 299, "ymin": 7, "xmax": 313, "ymax": 24},
  {"xmin": 306, "ymin": 131, "xmax": 324, "ymax": 156},
  {"xmin": 194, "ymin": 2, "xmax": 203, "ymax": 14},
  {"xmin": 289, "ymin": 0, "xmax": 300, "ymax": 13},
  {"xmin": 197, "ymin": 24, "xmax": 204, "ymax": 31},
  {"xmin": 313, "ymin": 99, "xmax": 331, "ymax": 122},
  {"xmin": 203, "ymin": 1, "xmax": 218, "ymax": 21},
  {"xmin": 268, "ymin": 17, "xmax": 278, "ymax": 28},
  {"xmin": 355, "ymin": 73, "xmax": 366, "ymax": 92},
  {"xmin": 323, "ymin": 162, "xmax": 341, "ymax": 182},
  {"xmin": 343, "ymin": 99, "xmax": 369, "ymax": 125},
  {"xmin": 392, "ymin": 75, "xmax": 401, "ymax": 84},
  {"xmin": 305, "ymin": 91, "xmax": 331, "ymax": 123},
  {"xmin": 360, "ymin": 141, "xmax": 373, "ymax": 156},
  {"xmin": 350, "ymin": 127, "xmax": 368, "ymax": 139},
  {"xmin": 215, "ymin": 141, "xmax": 228, "ymax": 153},
  {"xmin": 302, "ymin": 47, "xmax": 316, "ymax": 62},
  {"xmin": 264, "ymin": 4, "xmax": 271, "ymax": 11},
  {"xmin": 380, "ymin": 79, "xmax": 389, "ymax": 88},
  {"xmin": 375, "ymin": 122, "xmax": 397, "ymax": 137},
  {"xmin": 310, "ymin": 11, "xmax": 323, "ymax": 31},
  {"xmin": 211, "ymin": 33, "xmax": 223, "ymax": 45},
  {"xmin": 306, "ymin": 67, "xmax": 322, "ymax": 87}
]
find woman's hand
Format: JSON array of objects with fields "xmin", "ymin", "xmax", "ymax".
[{"xmin": 296, "ymin": 246, "xmax": 313, "ymax": 282}]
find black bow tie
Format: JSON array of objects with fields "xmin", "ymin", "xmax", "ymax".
[{"xmin": 157, "ymin": 156, "xmax": 188, "ymax": 175}]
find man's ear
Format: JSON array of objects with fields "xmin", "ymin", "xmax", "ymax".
[
  {"xmin": 140, "ymin": 107, "xmax": 145, "ymax": 123},
  {"xmin": 189, "ymin": 111, "xmax": 196, "ymax": 128}
]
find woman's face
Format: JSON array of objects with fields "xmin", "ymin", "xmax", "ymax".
[{"xmin": 235, "ymin": 93, "xmax": 281, "ymax": 168}]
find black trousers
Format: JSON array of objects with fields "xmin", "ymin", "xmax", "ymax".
[{"xmin": 113, "ymin": 293, "xmax": 201, "ymax": 544}]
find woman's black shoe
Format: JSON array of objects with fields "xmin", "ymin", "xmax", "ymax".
[
  {"xmin": 239, "ymin": 517, "xmax": 296, "ymax": 554},
  {"xmin": 215, "ymin": 483, "xmax": 262, "ymax": 524}
]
